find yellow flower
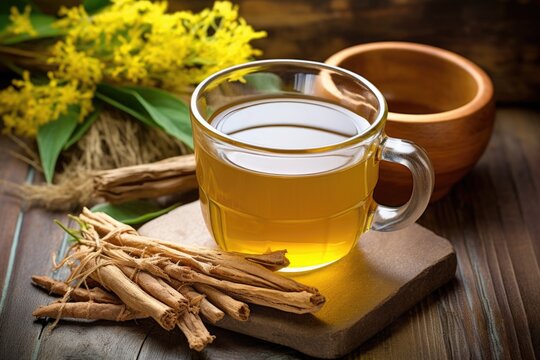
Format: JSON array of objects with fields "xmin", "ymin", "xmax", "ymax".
[
  {"xmin": 6, "ymin": 6, "xmax": 37, "ymax": 36},
  {"xmin": 55, "ymin": 5, "xmax": 89, "ymax": 30},
  {"xmin": 1, "ymin": 0, "xmax": 266, "ymax": 137},
  {"xmin": 50, "ymin": 0, "xmax": 266, "ymax": 92},
  {"xmin": 48, "ymin": 40, "xmax": 103, "ymax": 85},
  {"xmin": 0, "ymin": 72, "xmax": 94, "ymax": 137}
]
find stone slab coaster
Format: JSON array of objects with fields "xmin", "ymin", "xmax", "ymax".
[{"xmin": 139, "ymin": 201, "xmax": 456, "ymax": 358}]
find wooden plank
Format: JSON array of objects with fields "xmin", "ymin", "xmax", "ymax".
[
  {"xmin": 0, "ymin": 205, "xmax": 67, "ymax": 359},
  {"xmin": 350, "ymin": 108, "xmax": 540, "ymax": 358},
  {"xmin": 0, "ymin": 135, "xmax": 72, "ymax": 359},
  {"xmin": 198, "ymin": 326, "xmax": 304, "ymax": 359},
  {"xmin": 136, "ymin": 325, "xmax": 303, "ymax": 360},
  {"xmin": 344, "ymin": 290, "xmax": 451, "ymax": 359},
  {"xmin": 38, "ymin": 313, "xmax": 308, "ymax": 360},
  {"xmin": 0, "ymin": 136, "xmax": 31, "ymax": 292},
  {"xmin": 37, "ymin": 320, "xmax": 153, "ymax": 360},
  {"xmin": 491, "ymin": 111, "xmax": 540, "ymax": 357}
]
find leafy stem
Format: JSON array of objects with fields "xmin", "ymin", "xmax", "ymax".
[{"xmin": 54, "ymin": 219, "xmax": 82, "ymax": 243}]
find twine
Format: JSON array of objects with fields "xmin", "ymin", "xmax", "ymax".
[{"xmin": 6, "ymin": 109, "xmax": 188, "ymax": 210}]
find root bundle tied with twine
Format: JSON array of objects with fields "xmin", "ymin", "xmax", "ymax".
[
  {"xmin": 12, "ymin": 153, "xmax": 198, "ymax": 210},
  {"xmin": 4, "ymin": 109, "xmax": 197, "ymax": 210},
  {"xmin": 32, "ymin": 209, "xmax": 325, "ymax": 351}
]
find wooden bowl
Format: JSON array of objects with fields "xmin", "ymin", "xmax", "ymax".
[{"xmin": 325, "ymin": 42, "xmax": 495, "ymax": 205}]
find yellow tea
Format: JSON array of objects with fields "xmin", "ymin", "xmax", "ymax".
[{"xmin": 195, "ymin": 96, "xmax": 379, "ymax": 270}]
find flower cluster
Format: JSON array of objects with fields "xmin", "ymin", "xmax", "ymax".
[
  {"xmin": 0, "ymin": 72, "xmax": 94, "ymax": 137},
  {"xmin": 6, "ymin": 6, "xmax": 37, "ymax": 36},
  {"xmin": 52, "ymin": 0, "xmax": 266, "ymax": 90},
  {"xmin": 0, "ymin": 0, "xmax": 266, "ymax": 137}
]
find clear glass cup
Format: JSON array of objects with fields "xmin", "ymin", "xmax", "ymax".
[{"xmin": 190, "ymin": 59, "xmax": 434, "ymax": 271}]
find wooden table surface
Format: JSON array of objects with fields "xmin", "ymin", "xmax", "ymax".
[{"xmin": 0, "ymin": 107, "xmax": 539, "ymax": 359}]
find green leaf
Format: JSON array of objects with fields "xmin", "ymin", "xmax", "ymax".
[
  {"xmin": 83, "ymin": 0, "xmax": 111, "ymax": 14},
  {"xmin": 0, "ymin": 15, "xmax": 10, "ymax": 33},
  {"xmin": 0, "ymin": 13, "xmax": 62, "ymax": 45},
  {"xmin": 37, "ymin": 106, "xmax": 79, "ymax": 183},
  {"xmin": 245, "ymin": 73, "xmax": 282, "ymax": 93},
  {"xmin": 63, "ymin": 104, "xmax": 102, "ymax": 151},
  {"xmin": 91, "ymin": 200, "xmax": 181, "ymax": 225},
  {"xmin": 0, "ymin": 1, "xmax": 45, "ymax": 31},
  {"xmin": 95, "ymin": 84, "xmax": 157, "ymax": 127},
  {"xmin": 125, "ymin": 86, "xmax": 193, "ymax": 149},
  {"xmin": 96, "ymin": 84, "xmax": 193, "ymax": 149},
  {"xmin": 54, "ymin": 219, "xmax": 81, "ymax": 243}
]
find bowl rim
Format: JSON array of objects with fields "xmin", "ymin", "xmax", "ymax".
[{"xmin": 325, "ymin": 41, "xmax": 493, "ymax": 123}]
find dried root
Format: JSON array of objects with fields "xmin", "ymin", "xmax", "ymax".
[
  {"xmin": 7, "ymin": 110, "xmax": 194, "ymax": 210},
  {"xmin": 32, "ymin": 208, "xmax": 325, "ymax": 351}
]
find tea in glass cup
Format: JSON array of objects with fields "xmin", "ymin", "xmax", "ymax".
[{"xmin": 191, "ymin": 60, "xmax": 434, "ymax": 271}]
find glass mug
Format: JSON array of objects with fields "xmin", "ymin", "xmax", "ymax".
[{"xmin": 190, "ymin": 60, "xmax": 434, "ymax": 271}]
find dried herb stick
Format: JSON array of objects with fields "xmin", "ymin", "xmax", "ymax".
[{"xmin": 32, "ymin": 208, "xmax": 326, "ymax": 351}]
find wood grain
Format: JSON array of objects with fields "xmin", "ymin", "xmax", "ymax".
[
  {"xmin": 0, "ymin": 192, "xmax": 67, "ymax": 358},
  {"xmin": 0, "ymin": 137, "xmax": 31, "ymax": 293},
  {"xmin": 169, "ymin": 0, "xmax": 540, "ymax": 103},
  {"xmin": 324, "ymin": 41, "xmax": 495, "ymax": 205},
  {"xmin": 0, "ymin": 107, "xmax": 539, "ymax": 359}
]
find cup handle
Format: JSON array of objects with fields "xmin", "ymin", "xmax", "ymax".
[{"xmin": 370, "ymin": 136, "xmax": 434, "ymax": 232}]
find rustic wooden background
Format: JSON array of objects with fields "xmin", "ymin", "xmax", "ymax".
[
  {"xmin": 1, "ymin": 1, "xmax": 540, "ymax": 359},
  {"xmin": 175, "ymin": 0, "xmax": 540, "ymax": 104},
  {"xmin": 30, "ymin": 0, "xmax": 540, "ymax": 104},
  {"xmin": 1, "ymin": 108, "xmax": 539, "ymax": 359}
]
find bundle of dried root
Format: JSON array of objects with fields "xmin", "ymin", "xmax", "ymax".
[
  {"xmin": 3, "ymin": 110, "xmax": 195, "ymax": 211},
  {"xmin": 32, "ymin": 208, "xmax": 325, "ymax": 351},
  {"xmin": 8, "ymin": 154, "xmax": 197, "ymax": 210}
]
